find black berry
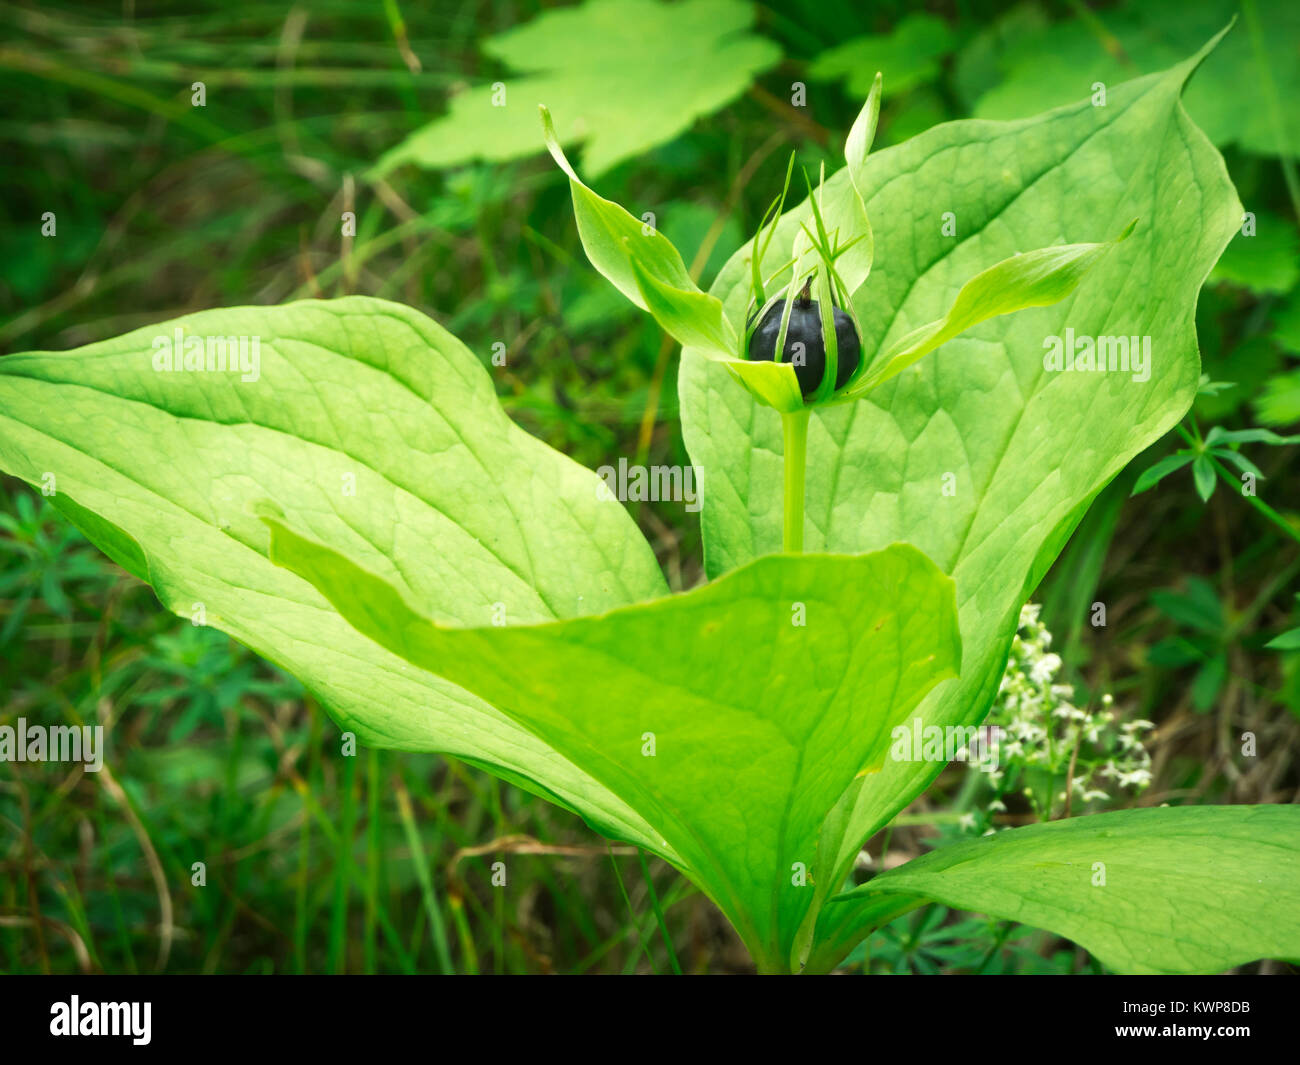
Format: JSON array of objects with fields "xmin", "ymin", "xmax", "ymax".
[{"xmin": 746, "ymin": 278, "xmax": 861, "ymax": 397}]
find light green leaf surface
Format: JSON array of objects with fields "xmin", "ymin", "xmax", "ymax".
[
  {"xmin": 844, "ymin": 76, "xmax": 882, "ymax": 192},
  {"xmin": 679, "ymin": 40, "xmax": 1241, "ymax": 967},
  {"xmin": 627, "ymin": 256, "xmax": 738, "ymax": 360},
  {"xmin": 0, "ymin": 296, "xmax": 672, "ymax": 852},
  {"xmin": 373, "ymin": 0, "xmax": 781, "ymax": 178},
  {"xmin": 723, "ymin": 357, "xmax": 805, "ymax": 414},
  {"xmin": 262, "ymin": 518, "xmax": 960, "ymax": 972},
  {"xmin": 835, "ymin": 806, "xmax": 1300, "ymax": 973}
]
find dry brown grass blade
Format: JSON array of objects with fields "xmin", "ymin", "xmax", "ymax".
[{"xmin": 96, "ymin": 759, "xmax": 174, "ymax": 972}]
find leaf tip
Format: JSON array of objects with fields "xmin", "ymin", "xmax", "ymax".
[
  {"xmin": 538, "ymin": 104, "xmax": 579, "ymax": 182},
  {"xmin": 1174, "ymin": 18, "xmax": 1237, "ymax": 88}
]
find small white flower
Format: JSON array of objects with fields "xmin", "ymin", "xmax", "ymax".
[{"xmin": 1029, "ymin": 653, "xmax": 1061, "ymax": 685}]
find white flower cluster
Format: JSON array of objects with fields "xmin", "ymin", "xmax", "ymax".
[{"xmin": 972, "ymin": 603, "xmax": 1154, "ymax": 829}]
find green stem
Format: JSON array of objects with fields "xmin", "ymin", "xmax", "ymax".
[
  {"xmin": 782, "ymin": 409, "xmax": 810, "ymax": 553},
  {"xmin": 637, "ymin": 849, "xmax": 682, "ymax": 975}
]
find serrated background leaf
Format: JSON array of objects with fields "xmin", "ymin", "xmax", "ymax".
[
  {"xmin": 809, "ymin": 13, "xmax": 956, "ymax": 100},
  {"xmin": 1208, "ymin": 209, "xmax": 1300, "ymax": 295},
  {"xmin": 373, "ymin": 0, "xmax": 781, "ymax": 178}
]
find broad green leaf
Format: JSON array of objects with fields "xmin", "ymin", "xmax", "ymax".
[
  {"xmin": 809, "ymin": 14, "xmax": 956, "ymax": 100},
  {"xmin": 372, "ymin": 0, "xmax": 781, "ymax": 178},
  {"xmin": 970, "ymin": 2, "xmax": 1300, "ymax": 158},
  {"xmin": 261, "ymin": 517, "xmax": 960, "ymax": 973},
  {"xmin": 679, "ymin": 38, "xmax": 1242, "ymax": 967},
  {"xmin": 834, "ymin": 806, "xmax": 1300, "ymax": 974},
  {"xmin": 0, "ymin": 296, "xmax": 673, "ymax": 853}
]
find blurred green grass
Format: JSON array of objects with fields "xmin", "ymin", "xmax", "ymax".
[{"xmin": 1, "ymin": 0, "xmax": 1297, "ymax": 974}]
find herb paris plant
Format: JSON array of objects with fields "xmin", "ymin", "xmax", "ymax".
[
  {"xmin": 676, "ymin": 26, "xmax": 1300, "ymax": 970},
  {"xmin": 538, "ymin": 77, "xmax": 1129, "ymax": 557},
  {"xmin": 0, "ymin": 29, "xmax": 1297, "ymax": 974}
]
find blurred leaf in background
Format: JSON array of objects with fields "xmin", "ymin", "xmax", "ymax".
[
  {"xmin": 964, "ymin": 0, "xmax": 1300, "ymax": 158},
  {"xmin": 1149, "ymin": 577, "xmax": 1231, "ymax": 711},
  {"xmin": 808, "ymin": 13, "xmax": 956, "ymax": 100},
  {"xmin": 372, "ymin": 0, "xmax": 781, "ymax": 178},
  {"xmin": 1210, "ymin": 209, "xmax": 1300, "ymax": 295}
]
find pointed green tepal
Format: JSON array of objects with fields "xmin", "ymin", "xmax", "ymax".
[
  {"xmin": 540, "ymin": 104, "xmax": 809, "ymax": 411},
  {"xmin": 544, "ymin": 74, "xmax": 1122, "ymax": 414}
]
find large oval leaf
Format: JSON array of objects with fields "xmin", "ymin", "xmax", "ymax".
[
  {"xmin": 0, "ymin": 296, "xmax": 671, "ymax": 851},
  {"xmin": 835, "ymin": 806, "xmax": 1300, "ymax": 974},
  {"xmin": 262, "ymin": 516, "xmax": 960, "ymax": 973},
  {"xmin": 373, "ymin": 0, "xmax": 780, "ymax": 179},
  {"xmin": 678, "ymin": 40, "xmax": 1242, "ymax": 964}
]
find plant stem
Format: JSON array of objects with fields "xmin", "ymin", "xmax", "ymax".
[{"xmin": 782, "ymin": 409, "xmax": 810, "ymax": 553}]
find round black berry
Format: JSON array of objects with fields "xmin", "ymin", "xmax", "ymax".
[{"xmin": 746, "ymin": 279, "xmax": 861, "ymax": 398}]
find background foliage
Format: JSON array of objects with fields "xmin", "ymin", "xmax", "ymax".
[{"xmin": 1, "ymin": 0, "xmax": 1296, "ymax": 974}]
